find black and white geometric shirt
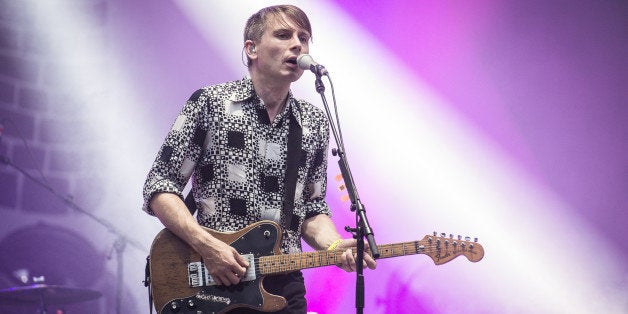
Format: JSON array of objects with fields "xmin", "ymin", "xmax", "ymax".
[{"xmin": 142, "ymin": 77, "xmax": 331, "ymax": 253}]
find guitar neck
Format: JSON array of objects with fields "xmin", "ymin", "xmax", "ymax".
[
  {"xmin": 258, "ymin": 240, "xmax": 424, "ymax": 276},
  {"xmin": 258, "ymin": 234, "xmax": 484, "ymax": 275}
]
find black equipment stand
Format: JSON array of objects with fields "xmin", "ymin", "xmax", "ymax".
[{"xmin": 312, "ymin": 73, "xmax": 380, "ymax": 314}]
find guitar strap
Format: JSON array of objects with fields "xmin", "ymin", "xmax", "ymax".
[
  {"xmin": 143, "ymin": 255, "xmax": 153, "ymax": 314},
  {"xmin": 283, "ymin": 109, "xmax": 303, "ymax": 231}
]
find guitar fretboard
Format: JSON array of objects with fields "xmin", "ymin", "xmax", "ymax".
[
  {"xmin": 376, "ymin": 241, "xmax": 426, "ymax": 259},
  {"xmin": 258, "ymin": 241, "xmax": 424, "ymax": 275}
]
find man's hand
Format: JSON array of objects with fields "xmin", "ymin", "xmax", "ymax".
[
  {"xmin": 336, "ymin": 239, "xmax": 377, "ymax": 272},
  {"xmin": 197, "ymin": 239, "xmax": 249, "ymax": 286},
  {"xmin": 149, "ymin": 193, "xmax": 249, "ymax": 286}
]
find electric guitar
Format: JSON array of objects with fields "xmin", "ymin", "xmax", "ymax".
[{"xmin": 148, "ymin": 220, "xmax": 484, "ymax": 313}]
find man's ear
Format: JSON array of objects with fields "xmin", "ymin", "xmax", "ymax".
[{"xmin": 245, "ymin": 40, "xmax": 257, "ymax": 57}]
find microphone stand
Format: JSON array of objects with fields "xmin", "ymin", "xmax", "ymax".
[
  {"xmin": 0, "ymin": 153, "xmax": 146, "ymax": 314},
  {"xmin": 311, "ymin": 73, "xmax": 379, "ymax": 314}
]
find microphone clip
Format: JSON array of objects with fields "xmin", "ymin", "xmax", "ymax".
[{"xmin": 309, "ymin": 64, "xmax": 328, "ymax": 77}]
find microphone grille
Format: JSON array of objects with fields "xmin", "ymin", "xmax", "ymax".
[{"xmin": 297, "ymin": 54, "xmax": 314, "ymax": 70}]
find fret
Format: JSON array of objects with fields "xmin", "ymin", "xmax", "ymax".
[
  {"xmin": 327, "ymin": 250, "xmax": 337, "ymax": 266},
  {"xmin": 279, "ymin": 254, "xmax": 286, "ymax": 272},
  {"xmin": 301, "ymin": 252, "xmax": 308, "ymax": 269},
  {"xmin": 378, "ymin": 244, "xmax": 389, "ymax": 258},
  {"xmin": 296, "ymin": 254, "xmax": 303, "ymax": 270}
]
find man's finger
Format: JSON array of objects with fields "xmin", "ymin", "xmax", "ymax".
[
  {"xmin": 344, "ymin": 249, "xmax": 357, "ymax": 272},
  {"xmin": 228, "ymin": 272, "xmax": 241, "ymax": 285},
  {"xmin": 234, "ymin": 250, "xmax": 250, "ymax": 268},
  {"xmin": 214, "ymin": 273, "xmax": 228, "ymax": 286}
]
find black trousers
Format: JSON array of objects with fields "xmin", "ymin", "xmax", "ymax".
[{"xmin": 227, "ymin": 271, "xmax": 307, "ymax": 314}]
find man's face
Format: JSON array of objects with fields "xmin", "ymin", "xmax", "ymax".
[{"xmin": 254, "ymin": 13, "xmax": 311, "ymax": 83}]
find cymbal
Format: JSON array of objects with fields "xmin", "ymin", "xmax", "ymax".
[{"xmin": 0, "ymin": 284, "xmax": 102, "ymax": 305}]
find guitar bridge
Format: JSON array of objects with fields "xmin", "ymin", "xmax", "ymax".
[{"xmin": 188, "ymin": 254, "xmax": 256, "ymax": 287}]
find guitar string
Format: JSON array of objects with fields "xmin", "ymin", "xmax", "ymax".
[
  {"xmin": 193, "ymin": 241, "xmax": 482, "ymax": 285},
  {"xmin": 248, "ymin": 242, "xmax": 481, "ymax": 273},
  {"xmin": 248, "ymin": 242, "xmax": 481, "ymax": 264}
]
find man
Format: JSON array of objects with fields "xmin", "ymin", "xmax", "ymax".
[{"xmin": 142, "ymin": 5, "xmax": 376, "ymax": 313}]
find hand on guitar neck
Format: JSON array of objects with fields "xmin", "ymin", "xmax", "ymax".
[
  {"xmin": 301, "ymin": 213, "xmax": 377, "ymax": 273},
  {"xmin": 333, "ymin": 238, "xmax": 377, "ymax": 272}
]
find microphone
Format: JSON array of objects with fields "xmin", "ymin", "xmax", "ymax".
[{"xmin": 297, "ymin": 54, "xmax": 328, "ymax": 76}]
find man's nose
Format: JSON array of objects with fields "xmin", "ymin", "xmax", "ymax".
[{"xmin": 290, "ymin": 35, "xmax": 302, "ymax": 52}]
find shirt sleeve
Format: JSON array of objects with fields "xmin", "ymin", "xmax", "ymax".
[
  {"xmin": 302, "ymin": 108, "xmax": 332, "ymax": 220},
  {"xmin": 142, "ymin": 89, "xmax": 209, "ymax": 215}
]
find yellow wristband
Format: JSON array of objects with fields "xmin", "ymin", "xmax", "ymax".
[{"xmin": 327, "ymin": 239, "xmax": 343, "ymax": 251}]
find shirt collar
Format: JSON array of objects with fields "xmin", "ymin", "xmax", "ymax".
[
  {"xmin": 228, "ymin": 77, "xmax": 256, "ymax": 103},
  {"xmin": 228, "ymin": 77, "xmax": 303, "ymax": 128}
]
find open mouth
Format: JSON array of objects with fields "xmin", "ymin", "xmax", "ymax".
[{"xmin": 286, "ymin": 57, "xmax": 297, "ymax": 65}]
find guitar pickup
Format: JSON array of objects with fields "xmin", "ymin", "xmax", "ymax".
[{"xmin": 188, "ymin": 254, "xmax": 256, "ymax": 287}]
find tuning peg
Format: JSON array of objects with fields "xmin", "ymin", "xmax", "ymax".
[
  {"xmin": 465, "ymin": 236, "xmax": 471, "ymax": 241},
  {"xmin": 449, "ymin": 234, "xmax": 453, "ymax": 239},
  {"xmin": 474, "ymin": 237, "xmax": 478, "ymax": 242},
  {"xmin": 457, "ymin": 235, "xmax": 461, "ymax": 240},
  {"xmin": 440, "ymin": 232, "xmax": 446, "ymax": 237},
  {"xmin": 433, "ymin": 231, "xmax": 437, "ymax": 236}
]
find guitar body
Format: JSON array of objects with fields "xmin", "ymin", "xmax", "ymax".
[{"xmin": 149, "ymin": 221, "xmax": 287, "ymax": 313}]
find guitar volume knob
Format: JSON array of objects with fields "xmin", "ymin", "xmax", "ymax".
[{"xmin": 170, "ymin": 301, "xmax": 180, "ymax": 312}]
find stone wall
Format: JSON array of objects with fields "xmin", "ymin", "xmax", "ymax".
[{"xmin": 0, "ymin": 1, "xmax": 137, "ymax": 312}]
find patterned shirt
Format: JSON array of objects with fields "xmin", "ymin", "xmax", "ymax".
[{"xmin": 142, "ymin": 77, "xmax": 331, "ymax": 253}]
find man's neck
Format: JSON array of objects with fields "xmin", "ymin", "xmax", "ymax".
[{"xmin": 250, "ymin": 71, "xmax": 291, "ymax": 122}]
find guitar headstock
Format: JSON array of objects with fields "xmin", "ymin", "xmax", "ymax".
[{"xmin": 419, "ymin": 232, "xmax": 484, "ymax": 265}]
